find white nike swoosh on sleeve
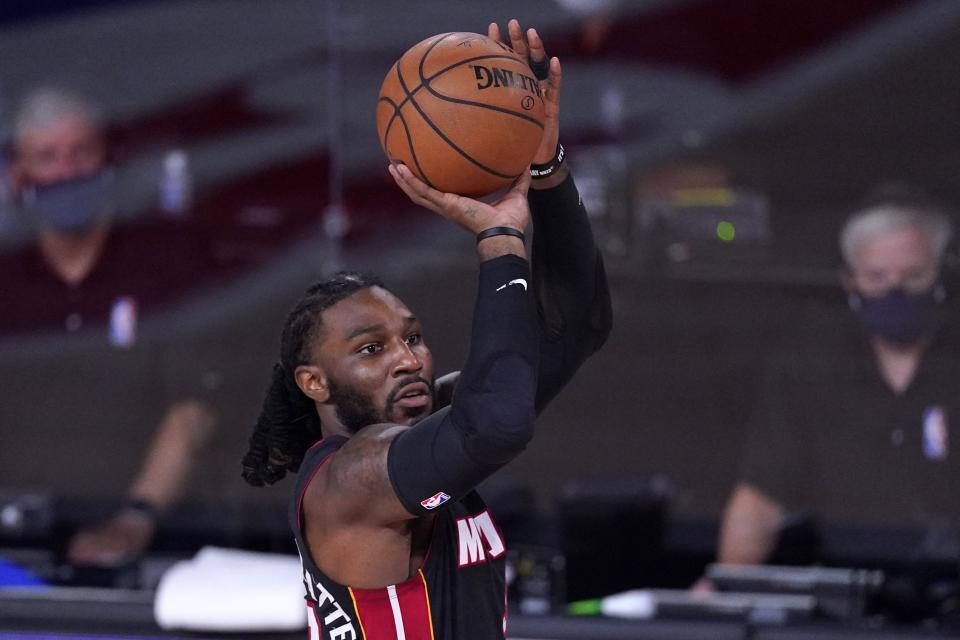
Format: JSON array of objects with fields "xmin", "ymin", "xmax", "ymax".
[{"xmin": 496, "ymin": 278, "xmax": 528, "ymax": 292}]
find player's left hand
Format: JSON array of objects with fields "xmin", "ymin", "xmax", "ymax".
[
  {"xmin": 488, "ymin": 19, "xmax": 562, "ymax": 166},
  {"xmin": 389, "ymin": 163, "xmax": 530, "ymax": 237}
]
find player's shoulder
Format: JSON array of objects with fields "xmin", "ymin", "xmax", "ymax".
[
  {"xmin": 322, "ymin": 423, "xmax": 409, "ymax": 482},
  {"xmin": 338, "ymin": 423, "xmax": 409, "ymax": 452}
]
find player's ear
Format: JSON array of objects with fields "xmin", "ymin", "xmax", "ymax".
[{"xmin": 295, "ymin": 365, "xmax": 329, "ymax": 403}]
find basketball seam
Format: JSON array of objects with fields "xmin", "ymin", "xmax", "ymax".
[
  {"xmin": 418, "ymin": 46, "xmax": 544, "ymax": 129},
  {"xmin": 422, "ymin": 89, "xmax": 544, "ymax": 129},
  {"xmin": 396, "ymin": 49, "xmax": 517, "ymax": 181},
  {"xmin": 378, "ymin": 95, "xmax": 436, "ymax": 190},
  {"xmin": 380, "ymin": 34, "xmax": 452, "ymax": 149},
  {"xmin": 382, "ymin": 32, "xmax": 539, "ymax": 188},
  {"xmin": 382, "ymin": 34, "xmax": 538, "ymax": 143},
  {"xmin": 415, "ymin": 35, "xmax": 531, "ymax": 179},
  {"xmin": 391, "ymin": 53, "xmax": 527, "ymax": 117}
]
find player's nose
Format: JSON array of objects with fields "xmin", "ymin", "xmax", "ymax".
[{"xmin": 392, "ymin": 340, "xmax": 423, "ymax": 375}]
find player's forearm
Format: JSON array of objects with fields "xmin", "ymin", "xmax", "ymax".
[
  {"xmin": 528, "ymin": 171, "xmax": 612, "ymax": 411},
  {"xmin": 388, "ymin": 254, "xmax": 538, "ymax": 515},
  {"xmin": 529, "ymin": 171, "xmax": 599, "ymax": 279},
  {"xmin": 454, "ymin": 253, "xmax": 538, "ymax": 452},
  {"xmin": 476, "ymin": 234, "xmax": 526, "ymax": 262}
]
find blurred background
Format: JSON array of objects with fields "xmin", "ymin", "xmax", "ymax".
[{"xmin": 2, "ymin": 0, "xmax": 960, "ymax": 636}]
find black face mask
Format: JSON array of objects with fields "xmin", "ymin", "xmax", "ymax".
[{"xmin": 849, "ymin": 285, "xmax": 945, "ymax": 345}]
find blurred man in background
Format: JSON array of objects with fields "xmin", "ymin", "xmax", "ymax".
[
  {"xmin": 717, "ymin": 196, "xmax": 959, "ymax": 568},
  {"xmin": 0, "ymin": 87, "xmax": 221, "ymax": 567}
]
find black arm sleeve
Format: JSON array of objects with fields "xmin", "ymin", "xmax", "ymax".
[
  {"xmin": 387, "ymin": 254, "xmax": 538, "ymax": 515},
  {"xmin": 528, "ymin": 172, "xmax": 612, "ymax": 413}
]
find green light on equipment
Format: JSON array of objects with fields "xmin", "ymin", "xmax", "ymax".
[{"xmin": 716, "ymin": 221, "xmax": 736, "ymax": 242}]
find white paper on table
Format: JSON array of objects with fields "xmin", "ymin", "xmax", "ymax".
[{"xmin": 153, "ymin": 546, "xmax": 306, "ymax": 631}]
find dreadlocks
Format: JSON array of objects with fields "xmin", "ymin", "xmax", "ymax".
[{"xmin": 241, "ymin": 271, "xmax": 383, "ymax": 486}]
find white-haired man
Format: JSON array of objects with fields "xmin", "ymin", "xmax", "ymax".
[
  {"xmin": 0, "ymin": 87, "xmax": 219, "ymax": 567},
  {"xmin": 716, "ymin": 196, "xmax": 958, "ymax": 567}
]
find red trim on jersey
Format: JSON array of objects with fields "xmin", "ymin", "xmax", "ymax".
[
  {"xmin": 306, "ymin": 600, "xmax": 322, "ymax": 640},
  {"xmin": 349, "ymin": 570, "xmax": 434, "ymax": 640},
  {"xmin": 296, "ymin": 443, "xmax": 339, "ymax": 530}
]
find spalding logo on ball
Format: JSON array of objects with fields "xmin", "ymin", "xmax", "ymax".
[{"xmin": 377, "ymin": 32, "xmax": 546, "ymax": 197}]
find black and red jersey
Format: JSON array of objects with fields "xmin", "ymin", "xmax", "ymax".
[{"xmin": 290, "ymin": 436, "xmax": 508, "ymax": 640}]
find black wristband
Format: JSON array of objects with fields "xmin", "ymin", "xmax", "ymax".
[
  {"xmin": 529, "ymin": 143, "xmax": 565, "ymax": 179},
  {"xmin": 121, "ymin": 498, "xmax": 159, "ymax": 521},
  {"xmin": 476, "ymin": 226, "xmax": 525, "ymax": 244}
]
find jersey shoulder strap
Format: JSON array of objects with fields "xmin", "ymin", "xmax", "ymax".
[{"xmin": 289, "ymin": 435, "xmax": 348, "ymax": 534}]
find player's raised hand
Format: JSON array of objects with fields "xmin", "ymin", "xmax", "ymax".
[
  {"xmin": 389, "ymin": 163, "xmax": 530, "ymax": 237},
  {"xmin": 489, "ymin": 19, "xmax": 562, "ymax": 166}
]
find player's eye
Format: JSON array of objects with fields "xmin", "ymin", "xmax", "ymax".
[
  {"xmin": 358, "ymin": 343, "xmax": 383, "ymax": 355},
  {"xmin": 405, "ymin": 333, "xmax": 422, "ymax": 346}
]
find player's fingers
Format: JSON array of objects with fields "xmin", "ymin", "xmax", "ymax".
[
  {"xmin": 527, "ymin": 27, "xmax": 547, "ymax": 62},
  {"xmin": 508, "ymin": 19, "xmax": 528, "ymax": 59},
  {"xmin": 392, "ymin": 164, "xmax": 461, "ymax": 216},
  {"xmin": 393, "ymin": 163, "xmax": 440, "ymax": 202},
  {"xmin": 526, "ymin": 28, "xmax": 550, "ymax": 81},
  {"xmin": 508, "ymin": 170, "xmax": 532, "ymax": 198},
  {"xmin": 488, "ymin": 22, "xmax": 501, "ymax": 43},
  {"xmin": 546, "ymin": 57, "xmax": 563, "ymax": 102},
  {"xmin": 389, "ymin": 164, "xmax": 432, "ymax": 208}
]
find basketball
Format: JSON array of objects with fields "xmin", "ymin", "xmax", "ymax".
[{"xmin": 376, "ymin": 32, "xmax": 546, "ymax": 197}]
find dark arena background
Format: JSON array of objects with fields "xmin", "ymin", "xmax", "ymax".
[{"xmin": 2, "ymin": 0, "xmax": 960, "ymax": 638}]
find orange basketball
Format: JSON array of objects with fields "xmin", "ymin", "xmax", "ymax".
[{"xmin": 377, "ymin": 32, "xmax": 546, "ymax": 197}]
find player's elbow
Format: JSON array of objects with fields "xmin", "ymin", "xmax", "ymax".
[
  {"xmin": 590, "ymin": 260, "xmax": 613, "ymax": 351},
  {"xmin": 464, "ymin": 407, "xmax": 536, "ymax": 465}
]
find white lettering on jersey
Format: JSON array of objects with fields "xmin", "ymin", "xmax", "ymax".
[
  {"xmin": 474, "ymin": 510, "xmax": 505, "ymax": 558},
  {"xmin": 458, "ymin": 518, "xmax": 485, "ymax": 565},
  {"xmin": 329, "ymin": 623, "xmax": 357, "ymax": 640},
  {"xmin": 298, "ymin": 544, "xmax": 358, "ymax": 639},
  {"xmin": 457, "ymin": 510, "xmax": 506, "ymax": 567},
  {"xmin": 317, "ymin": 581, "xmax": 354, "ymax": 630}
]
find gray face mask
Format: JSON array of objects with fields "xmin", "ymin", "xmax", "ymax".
[{"xmin": 22, "ymin": 169, "xmax": 115, "ymax": 234}]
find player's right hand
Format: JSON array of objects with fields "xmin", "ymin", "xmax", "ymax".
[
  {"xmin": 489, "ymin": 19, "xmax": 562, "ymax": 167},
  {"xmin": 389, "ymin": 163, "xmax": 530, "ymax": 237}
]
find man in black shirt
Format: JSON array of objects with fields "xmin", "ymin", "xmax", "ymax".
[
  {"xmin": 718, "ymin": 197, "xmax": 959, "ymax": 566},
  {"xmin": 0, "ymin": 87, "xmax": 220, "ymax": 566}
]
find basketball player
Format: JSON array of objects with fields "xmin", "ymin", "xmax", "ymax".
[{"xmin": 241, "ymin": 19, "xmax": 610, "ymax": 639}]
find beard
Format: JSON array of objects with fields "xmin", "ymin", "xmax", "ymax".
[{"xmin": 327, "ymin": 375, "xmax": 435, "ymax": 434}]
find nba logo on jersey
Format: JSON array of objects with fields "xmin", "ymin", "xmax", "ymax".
[
  {"xmin": 922, "ymin": 406, "xmax": 949, "ymax": 461},
  {"xmin": 109, "ymin": 296, "xmax": 138, "ymax": 348},
  {"xmin": 420, "ymin": 491, "xmax": 451, "ymax": 510}
]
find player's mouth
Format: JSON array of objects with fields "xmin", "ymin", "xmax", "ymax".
[{"xmin": 393, "ymin": 382, "xmax": 432, "ymax": 409}]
